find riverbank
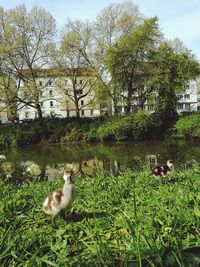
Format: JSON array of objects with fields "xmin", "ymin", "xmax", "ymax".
[
  {"xmin": 0, "ymin": 112, "xmax": 199, "ymax": 149},
  {"xmin": 0, "ymin": 168, "xmax": 200, "ymax": 266},
  {"xmin": 172, "ymin": 113, "xmax": 200, "ymax": 140}
]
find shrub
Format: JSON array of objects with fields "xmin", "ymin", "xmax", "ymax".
[
  {"xmin": 97, "ymin": 111, "xmax": 155, "ymax": 141},
  {"xmin": 173, "ymin": 113, "xmax": 200, "ymax": 139}
]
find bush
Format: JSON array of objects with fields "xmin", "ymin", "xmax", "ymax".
[
  {"xmin": 173, "ymin": 114, "xmax": 200, "ymax": 139},
  {"xmin": 97, "ymin": 111, "xmax": 155, "ymax": 141},
  {"xmin": 0, "ymin": 112, "xmax": 180, "ymax": 148}
]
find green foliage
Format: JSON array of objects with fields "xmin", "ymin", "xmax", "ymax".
[
  {"xmin": 97, "ymin": 111, "xmax": 155, "ymax": 141},
  {"xmin": 0, "ymin": 168, "xmax": 200, "ymax": 266},
  {"xmin": 173, "ymin": 113, "xmax": 200, "ymax": 139},
  {"xmin": 0, "ymin": 134, "xmax": 7, "ymax": 147},
  {"xmin": 0, "ymin": 114, "xmax": 162, "ymax": 148},
  {"xmin": 151, "ymin": 43, "xmax": 200, "ymax": 120},
  {"xmin": 105, "ymin": 17, "xmax": 161, "ymax": 113},
  {"xmin": 0, "ymin": 112, "xmax": 198, "ymax": 149}
]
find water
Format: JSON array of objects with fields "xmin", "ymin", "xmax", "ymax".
[{"xmin": 1, "ymin": 140, "xmax": 200, "ymax": 182}]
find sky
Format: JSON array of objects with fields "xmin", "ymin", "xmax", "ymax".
[{"xmin": 0, "ymin": 0, "xmax": 200, "ymax": 59}]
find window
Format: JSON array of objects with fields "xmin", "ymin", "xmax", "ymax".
[
  {"xmin": 91, "ymin": 109, "xmax": 93, "ymax": 116},
  {"xmin": 177, "ymin": 103, "xmax": 184, "ymax": 110},
  {"xmin": 39, "ymin": 80, "xmax": 42, "ymax": 86},
  {"xmin": 81, "ymin": 110, "xmax": 84, "ymax": 116},
  {"xmin": 25, "ymin": 112, "xmax": 29, "ymax": 118},
  {"xmin": 81, "ymin": 100, "xmax": 84, "ymax": 106},
  {"xmin": 50, "ymin": 101, "xmax": 54, "ymax": 107},
  {"xmin": 80, "ymin": 80, "xmax": 83, "ymax": 84},
  {"xmin": 49, "ymin": 90, "xmax": 53, "ymax": 97},
  {"xmin": 148, "ymin": 106, "xmax": 154, "ymax": 111},
  {"xmin": 185, "ymin": 103, "xmax": 190, "ymax": 111},
  {"xmin": 178, "ymin": 94, "xmax": 183, "ymax": 100},
  {"xmin": 49, "ymin": 81, "xmax": 52, "ymax": 86},
  {"xmin": 184, "ymin": 94, "xmax": 190, "ymax": 99},
  {"xmin": 100, "ymin": 103, "xmax": 108, "ymax": 109}
]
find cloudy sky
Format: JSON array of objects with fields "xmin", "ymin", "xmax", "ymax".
[{"xmin": 1, "ymin": 0, "xmax": 200, "ymax": 58}]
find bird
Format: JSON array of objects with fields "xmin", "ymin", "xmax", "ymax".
[
  {"xmin": 42, "ymin": 168, "xmax": 75, "ymax": 227},
  {"xmin": 150, "ymin": 160, "xmax": 174, "ymax": 178}
]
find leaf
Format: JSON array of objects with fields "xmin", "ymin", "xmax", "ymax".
[
  {"xmin": 42, "ymin": 259, "xmax": 59, "ymax": 267},
  {"xmin": 194, "ymin": 206, "xmax": 200, "ymax": 217}
]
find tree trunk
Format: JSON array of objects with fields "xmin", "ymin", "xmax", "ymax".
[
  {"xmin": 126, "ymin": 89, "xmax": 132, "ymax": 114},
  {"xmin": 75, "ymin": 100, "xmax": 80, "ymax": 118},
  {"xmin": 113, "ymin": 98, "xmax": 119, "ymax": 115},
  {"xmin": 36, "ymin": 103, "xmax": 43, "ymax": 119}
]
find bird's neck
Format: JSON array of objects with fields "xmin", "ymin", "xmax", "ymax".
[{"xmin": 63, "ymin": 181, "xmax": 73, "ymax": 193}]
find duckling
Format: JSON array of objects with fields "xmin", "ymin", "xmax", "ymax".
[
  {"xmin": 42, "ymin": 169, "xmax": 75, "ymax": 226},
  {"xmin": 150, "ymin": 160, "xmax": 174, "ymax": 178}
]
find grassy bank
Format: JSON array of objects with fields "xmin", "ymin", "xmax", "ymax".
[
  {"xmin": 173, "ymin": 113, "xmax": 200, "ymax": 140},
  {"xmin": 0, "ymin": 168, "xmax": 200, "ymax": 266},
  {"xmin": 0, "ymin": 112, "xmax": 199, "ymax": 149},
  {"xmin": 0, "ymin": 111, "xmax": 167, "ymax": 148}
]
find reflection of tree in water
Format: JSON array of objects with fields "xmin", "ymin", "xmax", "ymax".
[
  {"xmin": 3, "ymin": 141, "xmax": 200, "ymax": 182},
  {"xmin": 160, "ymin": 140, "xmax": 186, "ymax": 163},
  {"xmin": 160, "ymin": 140, "xmax": 200, "ymax": 169}
]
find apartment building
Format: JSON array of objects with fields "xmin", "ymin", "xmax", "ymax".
[
  {"xmin": 176, "ymin": 80, "xmax": 198, "ymax": 113},
  {"xmin": 117, "ymin": 80, "xmax": 198, "ymax": 115},
  {"xmin": 18, "ymin": 68, "xmax": 101, "ymax": 120}
]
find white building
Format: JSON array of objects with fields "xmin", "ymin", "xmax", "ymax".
[
  {"xmin": 196, "ymin": 77, "xmax": 200, "ymax": 110},
  {"xmin": 116, "ymin": 80, "xmax": 198, "ymax": 115},
  {"xmin": 18, "ymin": 68, "xmax": 101, "ymax": 120},
  {"xmin": 176, "ymin": 80, "xmax": 198, "ymax": 113}
]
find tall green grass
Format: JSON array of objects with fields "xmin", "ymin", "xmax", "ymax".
[{"xmin": 0, "ymin": 169, "xmax": 200, "ymax": 266}]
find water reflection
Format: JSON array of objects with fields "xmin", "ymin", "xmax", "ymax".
[{"xmin": 1, "ymin": 140, "xmax": 200, "ymax": 183}]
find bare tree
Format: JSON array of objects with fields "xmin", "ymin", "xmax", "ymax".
[
  {"xmin": 56, "ymin": 2, "xmax": 143, "ymax": 116},
  {"xmin": 0, "ymin": 5, "xmax": 56, "ymax": 118},
  {"xmin": 56, "ymin": 21, "xmax": 97, "ymax": 117}
]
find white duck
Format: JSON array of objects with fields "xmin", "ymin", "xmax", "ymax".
[{"xmin": 42, "ymin": 169, "xmax": 75, "ymax": 226}]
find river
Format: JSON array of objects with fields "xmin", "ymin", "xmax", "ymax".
[{"xmin": 1, "ymin": 140, "xmax": 199, "ymax": 183}]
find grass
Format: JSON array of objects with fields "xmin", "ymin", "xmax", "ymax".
[
  {"xmin": 173, "ymin": 113, "xmax": 200, "ymax": 139},
  {"xmin": 0, "ymin": 168, "xmax": 200, "ymax": 266}
]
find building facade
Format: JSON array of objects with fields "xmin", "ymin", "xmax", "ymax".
[
  {"xmin": 18, "ymin": 68, "xmax": 101, "ymax": 120},
  {"xmin": 176, "ymin": 80, "xmax": 198, "ymax": 113},
  {"xmin": 196, "ymin": 77, "xmax": 200, "ymax": 110},
  {"xmin": 116, "ymin": 80, "xmax": 198, "ymax": 115}
]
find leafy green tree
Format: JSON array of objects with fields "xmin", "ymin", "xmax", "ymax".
[
  {"xmin": 93, "ymin": 1, "xmax": 143, "ymax": 114},
  {"xmin": 151, "ymin": 42, "xmax": 200, "ymax": 124},
  {"xmin": 58, "ymin": 2, "xmax": 143, "ymax": 116},
  {"xmin": 105, "ymin": 17, "xmax": 161, "ymax": 113}
]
